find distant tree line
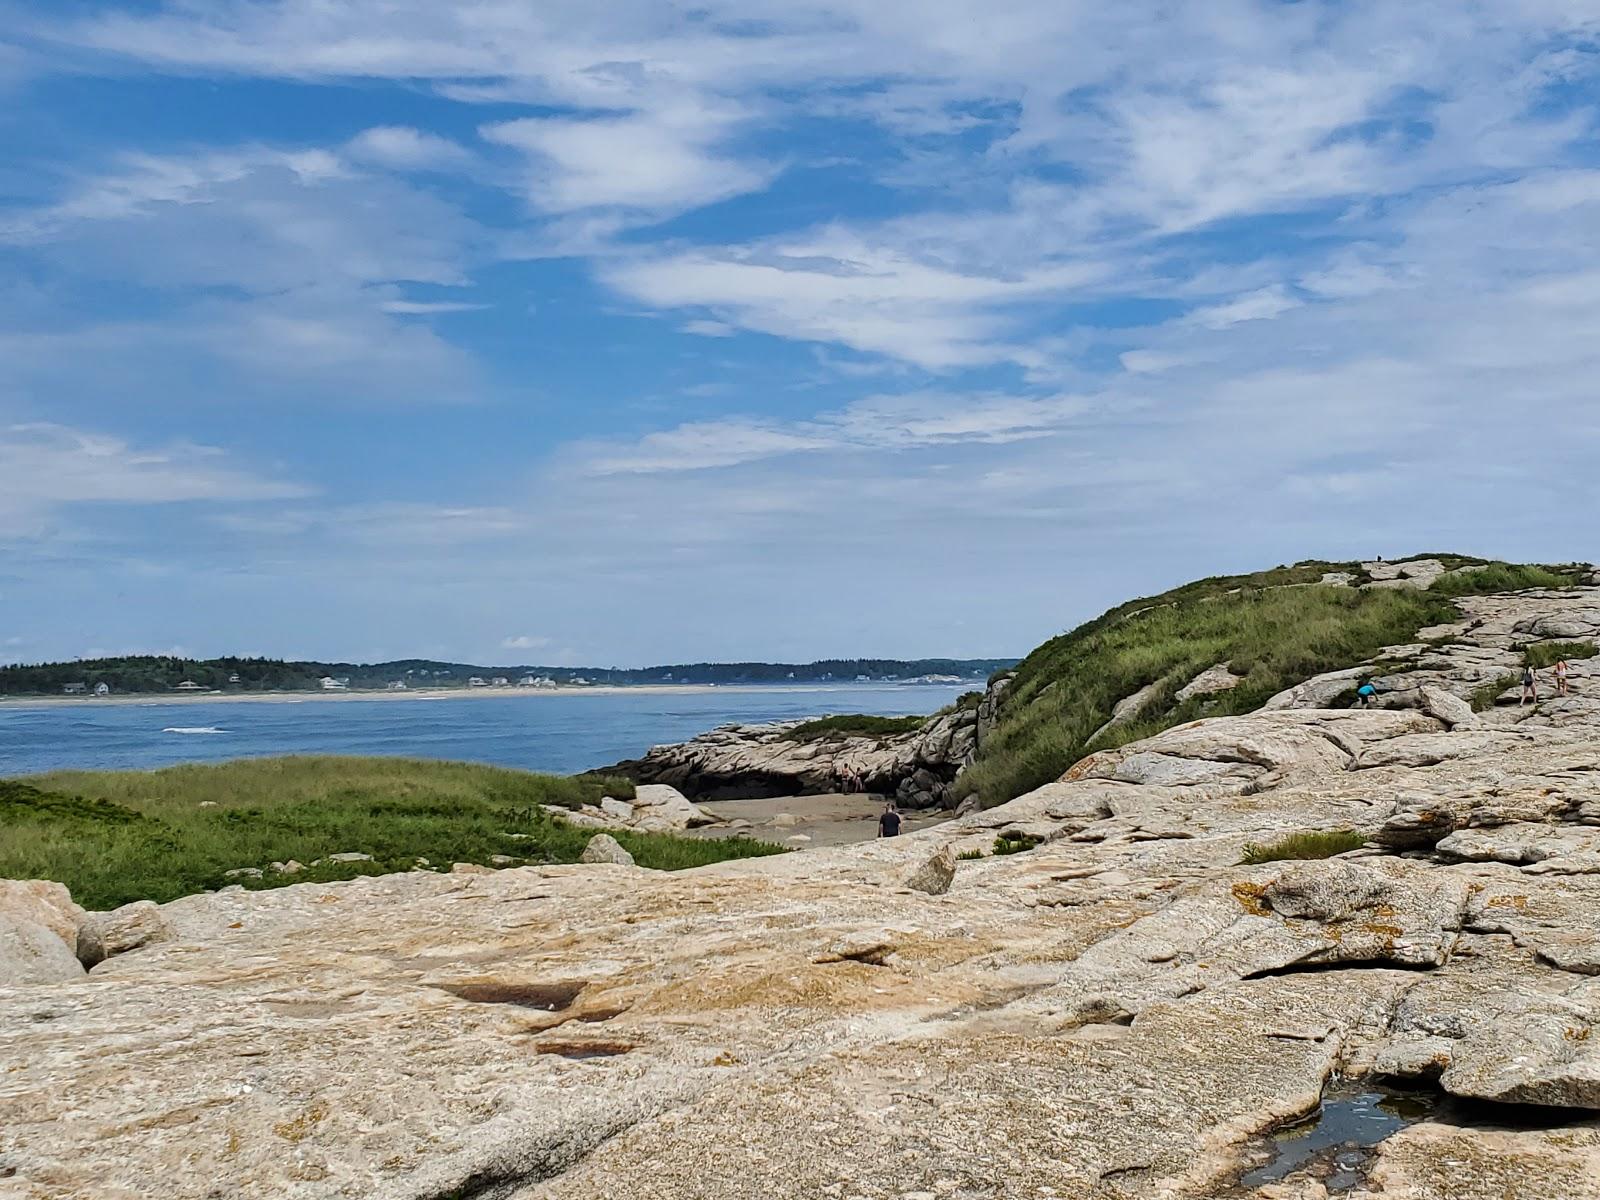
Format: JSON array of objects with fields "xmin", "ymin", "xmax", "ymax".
[{"xmin": 0, "ymin": 655, "xmax": 1016, "ymax": 695}]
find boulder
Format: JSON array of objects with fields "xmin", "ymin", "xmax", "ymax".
[
  {"xmin": 1173, "ymin": 664, "xmax": 1242, "ymax": 704},
  {"xmin": 902, "ymin": 846, "xmax": 957, "ymax": 896},
  {"xmin": 599, "ymin": 797, "xmax": 635, "ymax": 821},
  {"xmin": 75, "ymin": 900, "xmax": 174, "ymax": 969},
  {"xmin": 0, "ymin": 879, "xmax": 85, "ymax": 954},
  {"xmin": 580, "ymin": 834, "xmax": 636, "ymax": 866},
  {"xmin": 324, "ymin": 852, "xmax": 374, "ymax": 864},
  {"xmin": 1419, "ymin": 684, "xmax": 1479, "ymax": 729},
  {"xmin": 632, "ymin": 784, "xmax": 717, "ymax": 829},
  {"xmin": 0, "ymin": 914, "xmax": 86, "ymax": 985}
]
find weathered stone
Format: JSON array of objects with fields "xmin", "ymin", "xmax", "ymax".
[
  {"xmin": 599, "ymin": 797, "xmax": 635, "ymax": 821},
  {"xmin": 75, "ymin": 901, "xmax": 173, "ymax": 969},
  {"xmin": 0, "ymin": 915, "xmax": 85, "ymax": 985},
  {"xmin": 901, "ymin": 845, "xmax": 956, "ymax": 895},
  {"xmin": 1419, "ymin": 683, "xmax": 1479, "ymax": 729},
  {"xmin": 1174, "ymin": 663, "xmax": 1243, "ymax": 704},
  {"xmin": 11, "ymin": 580, "xmax": 1600, "ymax": 1196},
  {"xmin": 0, "ymin": 879, "xmax": 85, "ymax": 954},
  {"xmin": 579, "ymin": 834, "xmax": 636, "ymax": 866}
]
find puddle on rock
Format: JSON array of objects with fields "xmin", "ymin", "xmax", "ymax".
[{"xmin": 1239, "ymin": 1082, "xmax": 1438, "ymax": 1192}]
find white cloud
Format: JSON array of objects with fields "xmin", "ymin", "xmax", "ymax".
[
  {"xmin": 0, "ymin": 422, "xmax": 310, "ymax": 538},
  {"xmin": 345, "ymin": 125, "xmax": 471, "ymax": 171},
  {"xmin": 481, "ymin": 100, "xmax": 774, "ymax": 219},
  {"xmin": 379, "ymin": 299, "xmax": 490, "ymax": 314},
  {"xmin": 501, "ymin": 634, "xmax": 552, "ymax": 650},
  {"xmin": 576, "ymin": 389, "xmax": 1090, "ymax": 474},
  {"xmin": 604, "ymin": 234, "xmax": 1105, "ymax": 369},
  {"xmin": 1186, "ymin": 285, "xmax": 1302, "ymax": 330}
]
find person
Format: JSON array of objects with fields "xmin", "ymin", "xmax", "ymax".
[
  {"xmin": 1521, "ymin": 664, "xmax": 1538, "ymax": 706},
  {"xmin": 1555, "ymin": 658, "xmax": 1571, "ymax": 697},
  {"xmin": 1356, "ymin": 682, "xmax": 1377, "ymax": 708},
  {"xmin": 877, "ymin": 801, "xmax": 902, "ymax": 838}
]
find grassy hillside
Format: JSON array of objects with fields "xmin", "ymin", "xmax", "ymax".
[
  {"xmin": 958, "ymin": 557, "xmax": 1581, "ymax": 808},
  {"xmin": 1, "ymin": 756, "xmax": 782, "ymax": 909}
]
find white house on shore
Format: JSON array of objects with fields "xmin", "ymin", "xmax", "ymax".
[
  {"xmin": 62, "ymin": 682, "xmax": 87, "ymax": 695},
  {"xmin": 319, "ymin": 677, "xmax": 349, "ymax": 691},
  {"xmin": 94, "ymin": 682, "xmax": 110, "ymax": 697},
  {"xmin": 467, "ymin": 676, "xmax": 487, "ymax": 688},
  {"xmin": 174, "ymin": 680, "xmax": 204, "ymax": 691}
]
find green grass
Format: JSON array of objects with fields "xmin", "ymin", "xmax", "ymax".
[
  {"xmin": 1, "ymin": 756, "xmax": 783, "ymax": 910},
  {"xmin": 1428, "ymin": 562, "xmax": 1574, "ymax": 598},
  {"xmin": 1470, "ymin": 673, "xmax": 1520, "ymax": 711},
  {"xmin": 958, "ymin": 578, "xmax": 1459, "ymax": 809},
  {"xmin": 992, "ymin": 831, "xmax": 1044, "ymax": 855},
  {"xmin": 1523, "ymin": 641, "xmax": 1599, "ymax": 668},
  {"xmin": 1240, "ymin": 829, "xmax": 1368, "ymax": 864},
  {"xmin": 784, "ymin": 713, "xmax": 928, "ymax": 742}
]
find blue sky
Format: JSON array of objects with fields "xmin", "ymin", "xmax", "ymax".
[{"xmin": 2, "ymin": 2, "xmax": 1598, "ymax": 667}]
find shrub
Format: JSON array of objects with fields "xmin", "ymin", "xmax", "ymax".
[
  {"xmin": 1523, "ymin": 641, "xmax": 1599, "ymax": 669},
  {"xmin": 993, "ymin": 831, "xmax": 1044, "ymax": 855},
  {"xmin": 1240, "ymin": 829, "xmax": 1368, "ymax": 864},
  {"xmin": 1470, "ymin": 674, "xmax": 1519, "ymax": 711},
  {"xmin": 784, "ymin": 713, "xmax": 927, "ymax": 742}
]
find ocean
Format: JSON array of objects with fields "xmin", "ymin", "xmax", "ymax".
[{"xmin": 0, "ymin": 684, "xmax": 969, "ymax": 778}]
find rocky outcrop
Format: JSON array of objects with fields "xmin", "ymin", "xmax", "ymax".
[
  {"xmin": 0, "ymin": 914, "xmax": 85, "ymax": 984},
  {"xmin": 602, "ymin": 688, "xmax": 998, "ymax": 808},
  {"xmin": 76, "ymin": 900, "xmax": 174, "ymax": 968},
  {"xmin": 579, "ymin": 834, "xmax": 636, "ymax": 866},
  {"xmin": 544, "ymin": 782, "xmax": 719, "ymax": 834},
  {"xmin": 16, "ymin": 587, "xmax": 1600, "ymax": 1197}
]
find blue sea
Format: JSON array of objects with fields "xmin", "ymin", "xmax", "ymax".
[{"xmin": 0, "ymin": 684, "xmax": 968, "ymax": 778}]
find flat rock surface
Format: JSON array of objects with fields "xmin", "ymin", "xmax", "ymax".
[{"xmin": 10, "ymin": 588, "xmax": 1600, "ymax": 1198}]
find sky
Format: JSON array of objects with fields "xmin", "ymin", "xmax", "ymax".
[{"xmin": 1, "ymin": 2, "xmax": 1598, "ymax": 667}]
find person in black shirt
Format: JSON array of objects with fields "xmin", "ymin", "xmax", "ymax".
[{"xmin": 877, "ymin": 802, "xmax": 902, "ymax": 838}]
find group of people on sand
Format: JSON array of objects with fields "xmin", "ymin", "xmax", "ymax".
[
  {"xmin": 835, "ymin": 763, "xmax": 867, "ymax": 793},
  {"xmin": 1355, "ymin": 658, "xmax": 1576, "ymax": 709}
]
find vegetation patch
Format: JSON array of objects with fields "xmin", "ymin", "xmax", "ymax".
[
  {"xmin": 1240, "ymin": 829, "xmax": 1368, "ymax": 864},
  {"xmin": 1428, "ymin": 562, "xmax": 1575, "ymax": 598},
  {"xmin": 993, "ymin": 831, "xmax": 1045, "ymax": 855},
  {"xmin": 958, "ymin": 567, "xmax": 1460, "ymax": 808},
  {"xmin": 1470, "ymin": 674, "xmax": 1520, "ymax": 711},
  {"xmin": 1523, "ymin": 641, "xmax": 1599, "ymax": 669},
  {"xmin": 1, "ymin": 756, "xmax": 780, "ymax": 910},
  {"xmin": 784, "ymin": 713, "xmax": 927, "ymax": 742}
]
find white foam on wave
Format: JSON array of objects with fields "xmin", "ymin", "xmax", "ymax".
[{"xmin": 161, "ymin": 726, "xmax": 229, "ymax": 735}]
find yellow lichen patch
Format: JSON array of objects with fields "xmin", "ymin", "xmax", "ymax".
[
  {"xmin": 272, "ymin": 1099, "xmax": 330, "ymax": 1143},
  {"xmin": 1565, "ymin": 1026, "xmax": 1592, "ymax": 1042},
  {"xmin": 1230, "ymin": 882, "xmax": 1271, "ymax": 916},
  {"xmin": 1484, "ymin": 894, "xmax": 1530, "ymax": 909}
]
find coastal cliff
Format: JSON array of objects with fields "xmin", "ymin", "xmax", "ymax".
[
  {"xmin": 601, "ymin": 679, "xmax": 1009, "ymax": 808},
  {"xmin": 8, "ymin": 559, "xmax": 1600, "ymax": 1197}
]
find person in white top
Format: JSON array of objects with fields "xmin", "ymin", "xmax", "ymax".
[{"xmin": 1555, "ymin": 658, "xmax": 1571, "ymax": 697}]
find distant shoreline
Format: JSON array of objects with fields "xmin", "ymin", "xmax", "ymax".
[{"xmin": 0, "ymin": 681, "xmax": 958, "ymax": 711}]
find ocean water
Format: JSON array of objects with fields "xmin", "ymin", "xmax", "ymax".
[{"xmin": 0, "ymin": 684, "xmax": 969, "ymax": 778}]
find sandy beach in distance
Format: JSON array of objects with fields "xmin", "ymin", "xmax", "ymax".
[
  {"xmin": 0, "ymin": 684, "xmax": 712, "ymax": 710},
  {"xmin": 0, "ymin": 682, "xmax": 937, "ymax": 710}
]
